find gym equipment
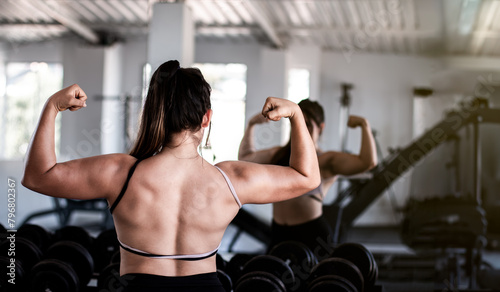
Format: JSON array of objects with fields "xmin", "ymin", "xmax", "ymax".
[
  {"xmin": 17, "ymin": 223, "xmax": 53, "ymax": 252},
  {"xmin": 226, "ymin": 253, "xmax": 256, "ymax": 283},
  {"xmin": 0, "ymin": 237, "xmax": 43, "ymax": 291},
  {"xmin": 53, "ymin": 225, "xmax": 94, "ymax": 250},
  {"xmin": 241, "ymin": 255, "xmax": 295, "ymax": 291},
  {"xmin": 307, "ymin": 275, "xmax": 357, "ymax": 292},
  {"xmin": 0, "ymin": 224, "xmax": 6, "ymax": 243},
  {"xmin": 217, "ymin": 269, "xmax": 233, "ymax": 292},
  {"xmin": 330, "ymin": 242, "xmax": 378, "ymax": 289},
  {"xmin": 0, "ymin": 256, "xmax": 25, "ymax": 292},
  {"xmin": 235, "ymin": 271, "xmax": 286, "ymax": 292},
  {"xmin": 30, "ymin": 241, "xmax": 94, "ymax": 291},
  {"xmin": 216, "ymin": 253, "xmax": 228, "ymax": 271},
  {"xmin": 91, "ymin": 228, "xmax": 119, "ymax": 273},
  {"xmin": 401, "ymin": 197, "xmax": 487, "ymax": 249},
  {"xmin": 269, "ymin": 240, "xmax": 318, "ymax": 291},
  {"xmin": 269, "ymin": 241, "xmax": 318, "ymax": 273},
  {"xmin": 324, "ymin": 100, "xmax": 500, "ymax": 241},
  {"xmin": 21, "ymin": 198, "xmax": 113, "ymax": 229},
  {"xmin": 98, "ymin": 262, "xmax": 123, "ymax": 291},
  {"xmin": 308, "ymin": 257, "xmax": 364, "ymax": 292},
  {"xmin": 110, "ymin": 250, "xmax": 121, "ymax": 264}
]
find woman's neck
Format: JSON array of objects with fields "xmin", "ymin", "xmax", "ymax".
[{"xmin": 160, "ymin": 131, "xmax": 203, "ymax": 159}]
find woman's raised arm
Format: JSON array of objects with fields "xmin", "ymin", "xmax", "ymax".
[
  {"xmin": 217, "ymin": 97, "xmax": 320, "ymax": 204},
  {"xmin": 22, "ymin": 84, "xmax": 130, "ymax": 200}
]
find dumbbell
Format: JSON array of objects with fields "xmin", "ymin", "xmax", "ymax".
[
  {"xmin": 308, "ymin": 274, "xmax": 358, "ymax": 292},
  {"xmin": 225, "ymin": 253, "xmax": 256, "ymax": 283},
  {"xmin": 269, "ymin": 241, "xmax": 318, "ymax": 291},
  {"xmin": 0, "ymin": 237, "xmax": 44, "ymax": 291},
  {"xmin": 53, "ymin": 225, "xmax": 94, "ymax": 250},
  {"xmin": 217, "ymin": 253, "xmax": 228, "ymax": 271},
  {"xmin": 307, "ymin": 242, "xmax": 379, "ymax": 292},
  {"xmin": 0, "ymin": 223, "xmax": 7, "ymax": 241},
  {"xmin": 17, "ymin": 223, "xmax": 53, "ymax": 253},
  {"xmin": 236, "ymin": 255, "xmax": 295, "ymax": 292},
  {"xmin": 330, "ymin": 243, "xmax": 378, "ymax": 289},
  {"xmin": 91, "ymin": 228, "xmax": 120, "ymax": 273},
  {"xmin": 216, "ymin": 253, "xmax": 234, "ymax": 292},
  {"xmin": 307, "ymin": 257, "xmax": 364, "ymax": 292},
  {"xmin": 217, "ymin": 269, "xmax": 233, "ymax": 292},
  {"xmin": 30, "ymin": 241, "xmax": 94, "ymax": 291},
  {"xmin": 235, "ymin": 271, "xmax": 286, "ymax": 292}
]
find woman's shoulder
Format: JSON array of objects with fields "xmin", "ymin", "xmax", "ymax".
[{"xmin": 97, "ymin": 153, "xmax": 138, "ymax": 175}]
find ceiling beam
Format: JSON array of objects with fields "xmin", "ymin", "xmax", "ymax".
[
  {"xmin": 470, "ymin": 0, "xmax": 499, "ymax": 54},
  {"xmin": 443, "ymin": 56, "xmax": 500, "ymax": 71},
  {"xmin": 241, "ymin": 0, "xmax": 283, "ymax": 48},
  {"xmin": 26, "ymin": 0, "xmax": 100, "ymax": 44},
  {"xmin": 277, "ymin": 26, "xmax": 439, "ymax": 38}
]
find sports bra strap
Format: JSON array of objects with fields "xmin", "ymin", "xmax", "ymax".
[
  {"xmin": 118, "ymin": 238, "xmax": 220, "ymax": 260},
  {"xmin": 214, "ymin": 166, "xmax": 242, "ymax": 208},
  {"xmin": 109, "ymin": 159, "xmax": 141, "ymax": 214}
]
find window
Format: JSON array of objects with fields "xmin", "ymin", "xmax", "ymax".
[
  {"xmin": 282, "ymin": 68, "xmax": 310, "ymax": 144},
  {"xmin": 0, "ymin": 62, "xmax": 63, "ymax": 159},
  {"xmin": 194, "ymin": 63, "xmax": 247, "ymax": 163}
]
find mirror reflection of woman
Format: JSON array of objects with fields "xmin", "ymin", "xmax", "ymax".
[
  {"xmin": 22, "ymin": 60, "xmax": 320, "ymax": 292},
  {"xmin": 239, "ymin": 99, "xmax": 377, "ymax": 254}
]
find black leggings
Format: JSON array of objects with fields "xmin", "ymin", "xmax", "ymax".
[
  {"xmin": 119, "ymin": 272, "xmax": 225, "ymax": 292},
  {"xmin": 269, "ymin": 215, "xmax": 335, "ymax": 262}
]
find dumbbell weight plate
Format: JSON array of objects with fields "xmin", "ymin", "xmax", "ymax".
[
  {"xmin": 241, "ymin": 255, "xmax": 295, "ymax": 291},
  {"xmin": 98, "ymin": 263, "xmax": 122, "ymax": 291},
  {"xmin": 226, "ymin": 254, "xmax": 256, "ymax": 283},
  {"xmin": 0, "ymin": 256, "xmax": 26, "ymax": 292},
  {"xmin": 0, "ymin": 237, "xmax": 43, "ymax": 272},
  {"xmin": 18, "ymin": 224, "xmax": 52, "ymax": 252},
  {"xmin": 91, "ymin": 229, "xmax": 119, "ymax": 273},
  {"xmin": 217, "ymin": 269, "xmax": 233, "ymax": 292},
  {"xmin": 45, "ymin": 241, "xmax": 94, "ymax": 287},
  {"xmin": 269, "ymin": 240, "xmax": 317, "ymax": 274},
  {"xmin": 111, "ymin": 250, "xmax": 121, "ymax": 264},
  {"xmin": 331, "ymin": 242, "xmax": 374, "ymax": 287},
  {"xmin": 309, "ymin": 257, "xmax": 364, "ymax": 292},
  {"xmin": 216, "ymin": 253, "xmax": 227, "ymax": 271},
  {"xmin": 54, "ymin": 226, "xmax": 94, "ymax": 250},
  {"xmin": 307, "ymin": 275, "xmax": 357, "ymax": 292},
  {"xmin": 30, "ymin": 259, "xmax": 79, "ymax": 292},
  {"xmin": 307, "ymin": 275, "xmax": 356, "ymax": 292},
  {"xmin": 235, "ymin": 271, "xmax": 286, "ymax": 292}
]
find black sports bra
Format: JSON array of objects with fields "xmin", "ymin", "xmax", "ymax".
[{"xmin": 109, "ymin": 159, "xmax": 241, "ymax": 260}]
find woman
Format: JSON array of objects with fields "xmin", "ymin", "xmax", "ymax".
[
  {"xmin": 238, "ymin": 99, "xmax": 377, "ymax": 256},
  {"xmin": 22, "ymin": 60, "xmax": 320, "ymax": 291}
]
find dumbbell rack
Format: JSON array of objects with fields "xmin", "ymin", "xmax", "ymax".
[{"xmin": 0, "ymin": 224, "xmax": 121, "ymax": 291}]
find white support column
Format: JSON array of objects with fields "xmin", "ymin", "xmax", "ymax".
[
  {"xmin": 147, "ymin": 2, "xmax": 195, "ymax": 70},
  {"xmin": 101, "ymin": 43, "xmax": 124, "ymax": 154},
  {"xmin": 251, "ymin": 47, "xmax": 287, "ymax": 149}
]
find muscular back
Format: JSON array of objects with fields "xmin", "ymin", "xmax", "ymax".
[{"xmin": 111, "ymin": 154, "xmax": 241, "ymax": 276}]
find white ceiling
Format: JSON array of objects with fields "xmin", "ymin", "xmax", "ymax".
[{"xmin": 0, "ymin": 0, "xmax": 499, "ymax": 57}]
